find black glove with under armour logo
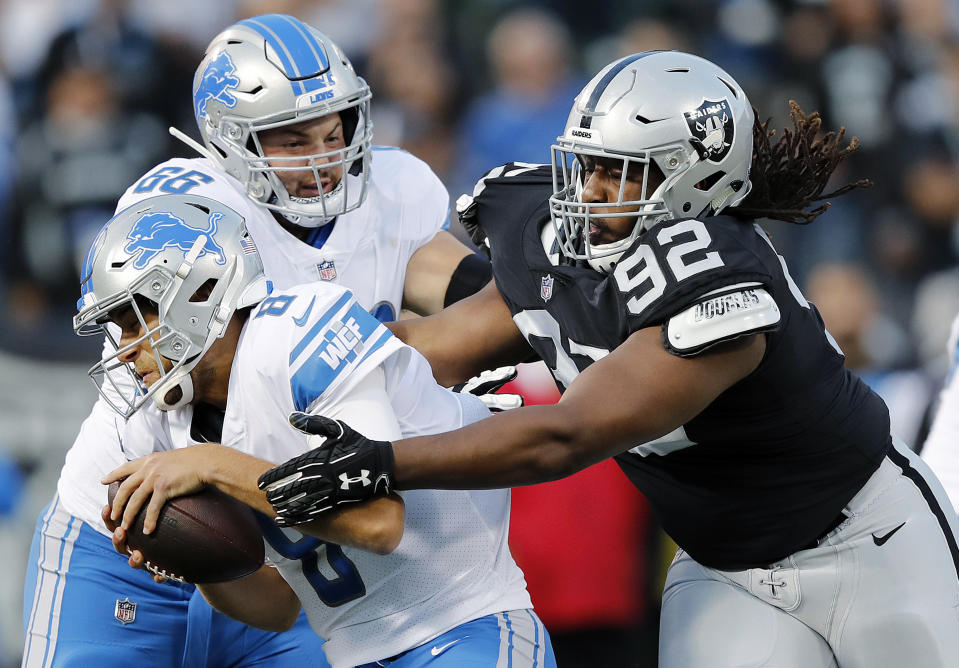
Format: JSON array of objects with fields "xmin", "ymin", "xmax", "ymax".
[{"xmin": 257, "ymin": 414, "xmax": 396, "ymax": 527}]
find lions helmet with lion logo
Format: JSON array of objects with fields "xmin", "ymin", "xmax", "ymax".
[
  {"xmin": 193, "ymin": 14, "xmax": 373, "ymax": 228},
  {"xmin": 549, "ymin": 51, "xmax": 754, "ymax": 273},
  {"xmin": 75, "ymin": 194, "xmax": 269, "ymax": 417}
]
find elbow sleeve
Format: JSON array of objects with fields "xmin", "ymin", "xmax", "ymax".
[{"xmin": 443, "ymin": 252, "xmax": 492, "ymax": 307}]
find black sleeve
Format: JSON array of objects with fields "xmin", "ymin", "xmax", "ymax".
[{"xmin": 443, "ymin": 252, "xmax": 493, "ymax": 306}]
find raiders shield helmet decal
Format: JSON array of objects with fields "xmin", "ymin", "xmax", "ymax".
[{"xmin": 685, "ymin": 99, "xmax": 734, "ymax": 163}]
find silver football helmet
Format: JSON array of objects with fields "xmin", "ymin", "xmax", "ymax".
[
  {"xmin": 550, "ymin": 51, "xmax": 754, "ymax": 273},
  {"xmin": 193, "ymin": 14, "xmax": 372, "ymax": 228},
  {"xmin": 74, "ymin": 194, "xmax": 269, "ymax": 417}
]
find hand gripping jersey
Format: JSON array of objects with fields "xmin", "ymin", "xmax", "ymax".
[
  {"xmin": 471, "ymin": 164, "xmax": 892, "ymax": 569},
  {"xmin": 221, "ymin": 283, "xmax": 531, "ymax": 667},
  {"xmin": 57, "ymin": 149, "xmax": 448, "ymax": 539}
]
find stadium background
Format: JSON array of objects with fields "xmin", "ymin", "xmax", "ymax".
[{"xmin": 1, "ymin": 0, "xmax": 957, "ymax": 665}]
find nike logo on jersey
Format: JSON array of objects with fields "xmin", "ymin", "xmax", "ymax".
[
  {"xmin": 430, "ymin": 636, "xmax": 469, "ymax": 657},
  {"xmin": 292, "ymin": 296, "xmax": 316, "ymax": 327},
  {"xmin": 872, "ymin": 521, "xmax": 906, "ymax": 546}
]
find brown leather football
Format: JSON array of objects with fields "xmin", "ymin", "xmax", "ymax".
[{"xmin": 107, "ymin": 481, "xmax": 264, "ymax": 584}]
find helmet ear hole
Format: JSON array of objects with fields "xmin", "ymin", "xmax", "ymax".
[
  {"xmin": 190, "ymin": 278, "xmax": 219, "ymax": 303},
  {"xmin": 694, "ymin": 171, "xmax": 726, "ymax": 191},
  {"xmin": 682, "ymin": 202, "xmax": 692, "ymax": 212}
]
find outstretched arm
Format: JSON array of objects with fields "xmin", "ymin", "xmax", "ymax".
[
  {"xmin": 390, "ymin": 280, "xmax": 534, "ymax": 386},
  {"xmin": 259, "ymin": 328, "xmax": 766, "ymax": 522},
  {"xmin": 391, "ymin": 327, "xmax": 766, "ymax": 488}
]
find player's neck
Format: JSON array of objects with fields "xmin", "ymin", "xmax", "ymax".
[
  {"xmin": 191, "ymin": 316, "xmax": 244, "ymax": 410},
  {"xmin": 274, "ymin": 212, "xmax": 311, "ymax": 241}
]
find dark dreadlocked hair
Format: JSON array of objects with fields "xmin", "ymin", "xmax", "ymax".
[{"xmin": 728, "ymin": 101, "xmax": 872, "ymax": 225}]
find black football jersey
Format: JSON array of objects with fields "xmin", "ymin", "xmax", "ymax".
[{"xmin": 471, "ymin": 163, "xmax": 892, "ymax": 569}]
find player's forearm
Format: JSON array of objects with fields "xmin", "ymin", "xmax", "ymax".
[
  {"xmin": 401, "ymin": 230, "xmax": 474, "ymax": 316},
  {"xmin": 197, "ymin": 564, "xmax": 300, "ymax": 632},
  {"xmin": 202, "ymin": 445, "xmax": 403, "ymax": 553},
  {"xmin": 392, "ymin": 403, "xmax": 612, "ymax": 489},
  {"xmin": 198, "ymin": 444, "xmax": 277, "ymax": 516},
  {"xmin": 392, "ymin": 328, "xmax": 769, "ymax": 490},
  {"xmin": 297, "ymin": 494, "xmax": 405, "ymax": 554}
]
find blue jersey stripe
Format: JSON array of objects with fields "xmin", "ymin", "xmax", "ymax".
[
  {"xmin": 289, "ymin": 291, "xmax": 353, "ymax": 365},
  {"xmin": 290, "ymin": 307, "xmax": 393, "ymax": 411}
]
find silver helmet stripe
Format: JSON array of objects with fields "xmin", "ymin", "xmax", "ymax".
[{"xmin": 580, "ymin": 51, "xmax": 658, "ymax": 129}]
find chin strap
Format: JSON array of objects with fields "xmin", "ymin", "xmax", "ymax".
[
  {"xmin": 151, "ymin": 373, "xmax": 195, "ymax": 412},
  {"xmin": 280, "ymin": 179, "xmax": 346, "ymax": 229}
]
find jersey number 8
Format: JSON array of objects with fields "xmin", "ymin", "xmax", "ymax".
[{"xmin": 256, "ymin": 513, "xmax": 366, "ymax": 607}]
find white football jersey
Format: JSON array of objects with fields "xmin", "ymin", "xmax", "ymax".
[
  {"xmin": 123, "ymin": 282, "xmax": 530, "ymax": 667},
  {"xmin": 921, "ymin": 313, "xmax": 959, "ymax": 513},
  {"xmin": 58, "ymin": 149, "xmax": 450, "ymax": 536}
]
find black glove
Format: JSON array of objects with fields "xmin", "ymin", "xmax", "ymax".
[
  {"xmin": 450, "ymin": 366, "xmax": 524, "ymax": 412},
  {"xmin": 257, "ymin": 415, "xmax": 395, "ymax": 526},
  {"xmin": 456, "ymin": 194, "xmax": 490, "ymax": 258}
]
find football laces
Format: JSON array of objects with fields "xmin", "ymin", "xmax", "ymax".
[{"xmin": 145, "ymin": 560, "xmax": 187, "ymax": 584}]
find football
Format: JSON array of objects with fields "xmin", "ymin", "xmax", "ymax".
[{"xmin": 107, "ymin": 481, "xmax": 264, "ymax": 584}]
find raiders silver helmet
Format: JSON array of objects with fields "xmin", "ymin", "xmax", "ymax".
[
  {"xmin": 74, "ymin": 194, "xmax": 269, "ymax": 417},
  {"xmin": 549, "ymin": 51, "xmax": 754, "ymax": 273},
  {"xmin": 193, "ymin": 14, "xmax": 373, "ymax": 228}
]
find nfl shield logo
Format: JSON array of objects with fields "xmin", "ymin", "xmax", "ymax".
[
  {"xmin": 541, "ymin": 275, "xmax": 554, "ymax": 302},
  {"xmin": 317, "ymin": 260, "xmax": 337, "ymax": 281},
  {"xmin": 115, "ymin": 597, "xmax": 137, "ymax": 625}
]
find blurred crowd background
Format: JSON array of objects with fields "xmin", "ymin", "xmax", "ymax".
[{"xmin": 1, "ymin": 0, "xmax": 958, "ymax": 665}]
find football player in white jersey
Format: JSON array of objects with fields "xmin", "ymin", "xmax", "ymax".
[
  {"xmin": 921, "ymin": 315, "xmax": 959, "ymax": 512},
  {"xmin": 22, "ymin": 14, "xmax": 491, "ymax": 667},
  {"xmin": 76, "ymin": 194, "xmax": 553, "ymax": 668}
]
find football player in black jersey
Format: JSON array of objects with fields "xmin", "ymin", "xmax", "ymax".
[{"xmin": 259, "ymin": 52, "xmax": 959, "ymax": 667}]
